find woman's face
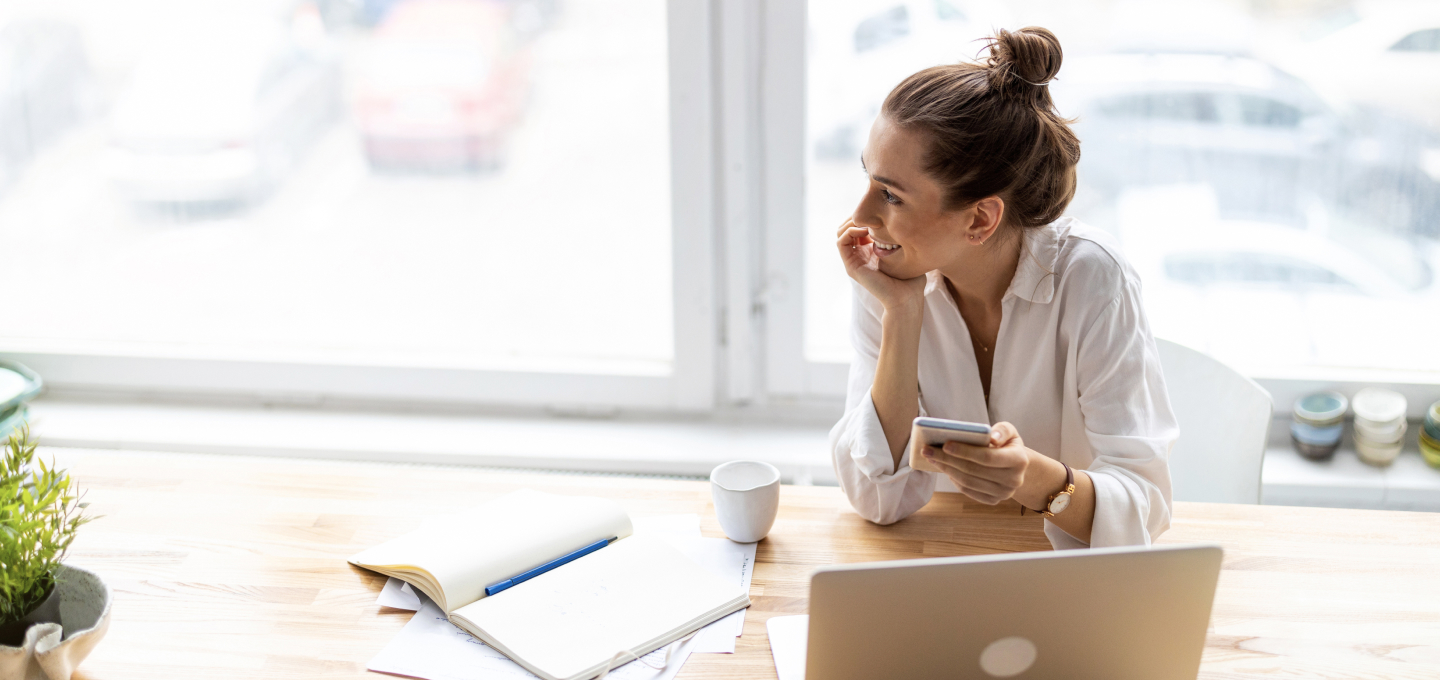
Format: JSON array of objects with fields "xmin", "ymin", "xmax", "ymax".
[{"xmin": 852, "ymin": 115, "xmax": 984, "ymax": 280}]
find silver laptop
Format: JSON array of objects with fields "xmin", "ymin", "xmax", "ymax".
[{"xmin": 802, "ymin": 544, "xmax": 1222, "ymax": 680}]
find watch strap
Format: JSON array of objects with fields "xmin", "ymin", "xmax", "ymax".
[
  {"xmin": 1041, "ymin": 462, "xmax": 1075, "ymax": 517},
  {"xmin": 1020, "ymin": 462, "xmax": 1076, "ymax": 517}
]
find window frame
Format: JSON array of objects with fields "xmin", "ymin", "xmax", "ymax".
[
  {"xmin": 758, "ymin": 0, "xmax": 851, "ymax": 401},
  {"xmin": 1, "ymin": 0, "xmax": 720, "ymax": 413}
]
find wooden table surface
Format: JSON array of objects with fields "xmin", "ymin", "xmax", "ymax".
[{"xmin": 56, "ymin": 449, "xmax": 1440, "ymax": 680}]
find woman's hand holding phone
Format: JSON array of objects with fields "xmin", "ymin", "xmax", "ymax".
[
  {"xmin": 835, "ymin": 218, "xmax": 925, "ymax": 314},
  {"xmin": 922, "ymin": 422, "xmax": 1034, "ymax": 506}
]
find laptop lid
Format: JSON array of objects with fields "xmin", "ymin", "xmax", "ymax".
[{"xmin": 805, "ymin": 544, "xmax": 1222, "ymax": 680}]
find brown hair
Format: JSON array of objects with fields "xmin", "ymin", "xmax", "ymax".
[{"xmin": 881, "ymin": 27, "xmax": 1080, "ymax": 230}]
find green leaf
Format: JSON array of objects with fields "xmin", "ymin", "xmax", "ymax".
[{"xmin": 0, "ymin": 426, "xmax": 95, "ymax": 625}]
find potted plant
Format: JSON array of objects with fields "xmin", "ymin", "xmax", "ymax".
[{"xmin": 0, "ymin": 425, "xmax": 93, "ymax": 646}]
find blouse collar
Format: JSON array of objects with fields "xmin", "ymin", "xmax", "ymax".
[{"xmin": 923, "ymin": 220, "xmax": 1063, "ymax": 305}]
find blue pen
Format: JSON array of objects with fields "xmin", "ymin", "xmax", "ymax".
[{"xmin": 485, "ymin": 537, "xmax": 614, "ymax": 596}]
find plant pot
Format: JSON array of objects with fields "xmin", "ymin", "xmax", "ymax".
[
  {"xmin": 0, "ymin": 565, "xmax": 111, "ymax": 680},
  {"xmin": 0, "ymin": 583, "xmax": 62, "ymax": 647}
]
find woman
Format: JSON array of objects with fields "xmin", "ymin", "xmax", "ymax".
[{"xmin": 829, "ymin": 27, "xmax": 1176, "ymax": 549}]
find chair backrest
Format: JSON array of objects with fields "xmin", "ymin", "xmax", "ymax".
[{"xmin": 1156, "ymin": 338, "xmax": 1272, "ymax": 504}]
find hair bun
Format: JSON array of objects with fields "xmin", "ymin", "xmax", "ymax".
[{"xmin": 987, "ymin": 27, "xmax": 1063, "ymax": 88}]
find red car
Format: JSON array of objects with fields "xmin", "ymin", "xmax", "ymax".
[{"xmin": 356, "ymin": 0, "xmax": 531, "ymax": 171}]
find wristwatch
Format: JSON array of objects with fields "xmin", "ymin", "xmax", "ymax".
[{"xmin": 1038, "ymin": 463, "xmax": 1075, "ymax": 517}]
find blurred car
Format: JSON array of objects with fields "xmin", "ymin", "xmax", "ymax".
[
  {"xmin": 809, "ymin": 0, "xmax": 1007, "ymax": 161},
  {"xmin": 105, "ymin": 17, "xmax": 342, "ymax": 204},
  {"xmin": 1277, "ymin": 7, "xmax": 1440, "ymax": 133},
  {"xmin": 355, "ymin": 0, "xmax": 532, "ymax": 172},
  {"xmin": 1053, "ymin": 53, "xmax": 1440, "ymax": 238},
  {"xmin": 0, "ymin": 19, "xmax": 96, "ymax": 191},
  {"xmin": 319, "ymin": 0, "xmax": 559, "ymax": 33},
  {"xmin": 1124, "ymin": 207, "xmax": 1440, "ymax": 372},
  {"xmin": 315, "ymin": 0, "xmax": 404, "ymax": 28}
]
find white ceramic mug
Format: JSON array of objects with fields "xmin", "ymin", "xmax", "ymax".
[{"xmin": 710, "ymin": 461, "xmax": 781, "ymax": 543}]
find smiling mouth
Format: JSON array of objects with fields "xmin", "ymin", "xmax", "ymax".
[{"xmin": 873, "ymin": 241, "xmax": 901, "ymax": 256}]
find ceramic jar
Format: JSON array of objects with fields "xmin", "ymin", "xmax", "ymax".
[
  {"xmin": 1352, "ymin": 388, "xmax": 1407, "ymax": 467},
  {"xmin": 1291, "ymin": 392, "xmax": 1347, "ymax": 461}
]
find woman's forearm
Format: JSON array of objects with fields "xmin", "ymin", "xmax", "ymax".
[
  {"xmin": 1015, "ymin": 451, "xmax": 1095, "ymax": 542},
  {"xmin": 872, "ymin": 303, "xmax": 925, "ymax": 470}
]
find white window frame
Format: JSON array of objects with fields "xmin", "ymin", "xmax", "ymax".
[
  {"xmin": 754, "ymin": 0, "xmax": 849, "ymax": 401},
  {"xmin": 2, "ymin": 0, "xmax": 720, "ymax": 414}
]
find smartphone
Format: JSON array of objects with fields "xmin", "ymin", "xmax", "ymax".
[{"xmin": 908, "ymin": 417, "xmax": 993, "ymax": 473}]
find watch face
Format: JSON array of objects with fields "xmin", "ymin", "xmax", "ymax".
[{"xmin": 1049, "ymin": 493, "xmax": 1071, "ymax": 514}]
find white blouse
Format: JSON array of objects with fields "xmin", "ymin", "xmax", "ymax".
[{"xmin": 829, "ymin": 217, "xmax": 1177, "ymax": 549}]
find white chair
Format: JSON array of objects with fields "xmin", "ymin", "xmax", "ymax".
[{"xmin": 1156, "ymin": 338, "xmax": 1272, "ymax": 504}]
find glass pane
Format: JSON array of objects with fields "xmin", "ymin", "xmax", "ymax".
[
  {"xmin": 0, "ymin": 0, "xmax": 672, "ymax": 375},
  {"xmin": 806, "ymin": 0, "xmax": 1440, "ymax": 376}
]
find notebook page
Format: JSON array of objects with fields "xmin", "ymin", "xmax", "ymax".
[
  {"xmin": 368, "ymin": 596, "xmax": 703, "ymax": 680},
  {"xmin": 350, "ymin": 489, "xmax": 633, "ymax": 612},
  {"xmin": 452, "ymin": 535, "xmax": 748, "ymax": 680},
  {"xmin": 374, "ymin": 514, "xmax": 706, "ymax": 612}
]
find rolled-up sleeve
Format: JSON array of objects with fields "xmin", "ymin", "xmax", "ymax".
[
  {"xmin": 829, "ymin": 283, "xmax": 936, "ymax": 525},
  {"xmin": 1074, "ymin": 285, "xmax": 1177, "ymax": 548}
]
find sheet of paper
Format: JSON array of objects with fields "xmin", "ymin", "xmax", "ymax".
[
  {"xmin": 676, "ymin": 550, "xmax": 743, "ymax": 654},
  {"xmin": 369, "ymin": 597, "xmax": 699, "ymax": 680},
  {"xmin": 375, "ymin": 514, "xmax": 705, "ymax": 612},
  {"xmin": 688, "ymin": 619, "xmax": 736, "ymax": 654},
  {"xmin": 766, "ymin": 615, "xmax": 809, "ymax": 680},
  {"xmin": 667, "ymin": 537, "xmax": 758, "ymax": 654},
  {"xmin": 733, "ymin": 541, "xmax": 756, "ymax": 633},
  {"xmin": 669, "ymin": 538, "xmax": 757, "ymax": 637},
  {"xmin": 378, "ymin": 576, "xmax": 423, "ymax": 610}
]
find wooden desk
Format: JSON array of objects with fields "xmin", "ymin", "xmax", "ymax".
[{"xmin": 59, "ymin": 450, "xmax": 1440, "ymax": 680}]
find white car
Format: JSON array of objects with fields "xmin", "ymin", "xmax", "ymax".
[
  {"xmin": 1053, "ymin": 52, "xmax": 1440, "ymax": 239},
  {"xmin": 106, "ymin": 16, "xmax": 341, "ymax": 204},
  {"xmin": 1121, "ymin": 189, "xmax": 1440, "ymax": 373},
  {"xmin": 808, "ymin": 0, "xmax": 1009, "ymax": 161},
  {"xmin": 1274, "ymin": 7, "xmax": 1440, "ymax": 134}
]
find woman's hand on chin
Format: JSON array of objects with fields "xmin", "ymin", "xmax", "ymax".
[
  {"xmin": 836, "ymin": 219, "xmax": 925, "ymax": 313},
  {"xmin": 922, "ymin": 422, "xmax": 1035, "ymax": 505}
]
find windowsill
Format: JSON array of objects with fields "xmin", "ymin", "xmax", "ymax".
[
  {"xmin": 1262, "ymin": 443, "xmax": 1440, "ymax": 512},
  {"xmin": 27, "ymin": 398, "xmax": 839, "ymax": 485},
  {"xmin": 27, "ymin": 399, "xmax": 1440, "ymax": 511}
]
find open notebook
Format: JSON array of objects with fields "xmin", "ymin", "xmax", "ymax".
[{"xmin": 350, "ymin": 489, "xmax": 750, "ymax": 680}]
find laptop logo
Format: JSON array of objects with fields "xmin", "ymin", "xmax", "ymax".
[{"xmin": 979, "ymin": 636, "xmax": 1037, "ymax": 677}]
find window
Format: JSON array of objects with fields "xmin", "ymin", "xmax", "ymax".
[
  {"xmin": 798, "ymin": 0, "xmax": 1440, "ymax": 384},
  {"xmin": 1, "ymin": 0, "xmax": 1436, "ymax": 416},
  {"xmin": 0, "ymin": 0, "xmax": 717, "ymax": 410}
]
